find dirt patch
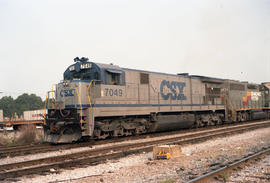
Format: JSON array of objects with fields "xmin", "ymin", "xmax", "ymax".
[{"xmin": 0, "ymin": 125, "xmax": 44, "ymax": 146}]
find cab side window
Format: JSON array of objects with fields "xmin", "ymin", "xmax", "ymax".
[{"xmin": 105, "ymin": 70, "xmax": 122, "ymax": 85}]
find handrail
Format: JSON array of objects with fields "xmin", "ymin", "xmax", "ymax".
[
  {"xmin": 51, "ymin": 84, "xmax": 56, "ymax": 108},
  {"xmin": 75, "ymin": 88, "xmax": 83, "ymax": 127},
  {"xmin": 43, "ymin": 93, "xmax": 48, "ymax": 125},
  {"xmin": 45, "ymin": 91, "xmax": 55, "ymax": 110},
  {"xmin": 87, "ymin": 80, "xmax": 95, "ymax": 133}
]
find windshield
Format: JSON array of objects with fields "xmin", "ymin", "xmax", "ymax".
[
  {"xmin": 71, "ymin": 69, "xmax": 91, "ymax": 80},
  {"xmin": 64, "ymin": 68, "xmax": 99, "ymax": 81}
]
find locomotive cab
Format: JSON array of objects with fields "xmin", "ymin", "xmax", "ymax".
[{"xmin": 44, "ymin": 57, "xmax": 125, "ymax": 143}]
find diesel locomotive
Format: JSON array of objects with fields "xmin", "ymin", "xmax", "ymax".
[{"xmin": 44, "ymin": 57, "xmax": 270, "ymax": 143}]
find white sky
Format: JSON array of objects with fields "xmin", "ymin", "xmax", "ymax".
[{"xmin": 0, "ymin": 0, "xmax": 270, "ymax": 99}]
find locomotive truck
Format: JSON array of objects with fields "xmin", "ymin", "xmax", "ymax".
[{"xmin": 43, "ymin": 57, "xmax": 270, "ymax": 143}]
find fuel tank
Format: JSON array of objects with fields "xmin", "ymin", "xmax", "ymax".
[
  {"xmin": 154, "ymin": 114, "xmax": 195, "ymax": 132},
  {"xmin": 251, "ymin": 110, "xmax": 267, "ymax": 120}
]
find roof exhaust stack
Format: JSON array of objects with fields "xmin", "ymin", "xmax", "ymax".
[{"xmin": 74, "ymin": 57, "xmax": 89, "ymax": 62}]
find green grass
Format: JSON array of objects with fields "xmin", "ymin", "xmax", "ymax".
[
  {"xmin": 219, "ymin": 171, "xmax": 230, "ymax": 182},
  {"xmin": 159, "ymin": 177, "xmax": 175, "ymax": 183}
]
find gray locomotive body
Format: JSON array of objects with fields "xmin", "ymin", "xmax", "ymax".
[{"xmin": 44, "ymin": 58, "xmax": 270, "ymax": 143}]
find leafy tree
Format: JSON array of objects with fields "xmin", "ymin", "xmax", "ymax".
[
  {"xmin": 15, "ymin": 93, "xmax": 43, "ymax": 116},
  {"xmin": 0, "ymin": 96, "xmax": 16, "ymax": 118},
  {"xmin": 0, "ymin": 93, "xmax": 44, "ymax": 118}
]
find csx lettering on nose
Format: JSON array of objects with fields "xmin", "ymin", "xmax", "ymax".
[{"xmin": 60, "ymin": 89, "xmax": 75, "ymax": 97}]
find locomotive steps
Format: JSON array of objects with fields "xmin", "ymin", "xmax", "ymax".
[{"xmin": 0, "ymin": 120, "xmax": 270, "ymax": 181}]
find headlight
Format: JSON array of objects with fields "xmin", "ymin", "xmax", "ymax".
[{"xmin": 69, "ymin": 65, "xmax": 75, "ymax": 71}]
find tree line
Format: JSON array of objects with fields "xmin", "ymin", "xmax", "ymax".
[{"xmin": 0, "ymin": 93, "xmax": 44, "ymax": 118}]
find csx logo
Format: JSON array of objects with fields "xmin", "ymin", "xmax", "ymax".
[
  {"xmin": 60, "ymin": 89, "xmax": 75, "ymax": 97},
  {"xmin": 160, "ymin": 80, "xmax": 187, "ymax": 100}
]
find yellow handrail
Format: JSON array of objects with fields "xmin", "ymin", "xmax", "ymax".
[
  {"xmin": 43, "ymin": 93, "xmax": 48, "ymax": 125},
  {"xmin": 51, "ymin": 84, "xmax": 56, "ymax": 108},
  {"xmin": 75, "ymin": 88, "xmax": 83, "ymax": 127},
  {"xmin": 87, "ymin": 80, "xmax": 94, "ymax": 132}
]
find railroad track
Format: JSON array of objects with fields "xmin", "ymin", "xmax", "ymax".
[
  {"xmin": 0, "ymin": 143, "xmax": 90, "ymax": 159},
  {"xmin": 187, "ymin": 147, "xmax": 270, "ymax": 183},
  {"xmin": 0, "ymin": 120, "xmax": 269, "ymax": 159},
  {"xmin": 0, "ymin": 120, "xmax": 270, "ymax": 181}
]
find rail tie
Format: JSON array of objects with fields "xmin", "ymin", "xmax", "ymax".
[
  {"xmin": 187, "ymin": 147, "xmax": 270, "ymax": 183},
  {"xmin": 0, "ymin": 120, "xmax": 269, "ymax": 180},
  {"xmin": 0, "ymin": 120, "xmax": 269, "ymax": 159}
]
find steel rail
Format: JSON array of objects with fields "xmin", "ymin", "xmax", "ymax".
[
  {"xmin": 187, "ymin": 147, "xmax": 270, "ymax": 183},
  {"xmin": 0, "ymin": 120, "xmax": 269, "ymax": 159},
  {"xmin": 0, "ymin": 121, "xmax": 269, "ymax": 180}
]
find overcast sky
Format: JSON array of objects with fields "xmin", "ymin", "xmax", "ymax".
[{"xmin": 0, "ymin": 0, "xmax": 269, "ymax": 99}]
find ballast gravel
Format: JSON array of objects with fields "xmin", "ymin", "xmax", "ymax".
[
  {"xmin": 0, "ymin": 123, "xmax": 243, "ymax": 165},
  {"xmin": 228, "ymin": 153, "xmax": 270, "ymax": 183},
  {"xmin": 3, "ymin": 126, "xmax": 270, "ymax": 183}
]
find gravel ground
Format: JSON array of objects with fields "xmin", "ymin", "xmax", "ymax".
[
  {"xmin": 0, "ymin": 124, "xmax": 235, "ymax": 165},
  {"xmin": 7, "ymin": 126, "xmax": 269, "ymax": 183},
  {"xmin": 228, "ymin": 153, "xmax": 270, "ymax": 183}
]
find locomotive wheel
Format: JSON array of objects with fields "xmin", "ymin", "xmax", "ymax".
[
  {"xmin": 195, "ymin": 119, "xmax": 203, "ymax": 128},
  {"xmin": 216, "ymin": 116, "xmax": 223, "ymax": 125},
  {"xmin": 241, "ymin": 112, "xmax": 247, "ymax": 122},
  {"xmin": 237, "ymin": 113, "xmax": 241, "ymax": 122},
  {"xmin": 135, "ymin": 126, "xmax": 146, "ymax": 134},
  {"xmin": 123, "ymin": 129, "xmax": 132, "ymax": 136},
  {"xmin": 113, "ymin": 128, "xmax": 124, "ymax": 137},
  {"xmin": 94, "ymin": 128, "xmax": 110, "ymax": 139}
]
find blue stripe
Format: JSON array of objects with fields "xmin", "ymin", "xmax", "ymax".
[{"xmin": 65, "ymin": 103, "xmax": 224, "ymax": 109}]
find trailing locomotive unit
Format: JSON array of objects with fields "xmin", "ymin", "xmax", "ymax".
[{"xmin": 44, "ymin": 57, "xmax": 270, "ymax": 143}]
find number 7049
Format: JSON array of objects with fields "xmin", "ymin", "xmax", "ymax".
[{"xmin": 105, "ymin": 88, "xmax": 123, "ymax": 97}]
